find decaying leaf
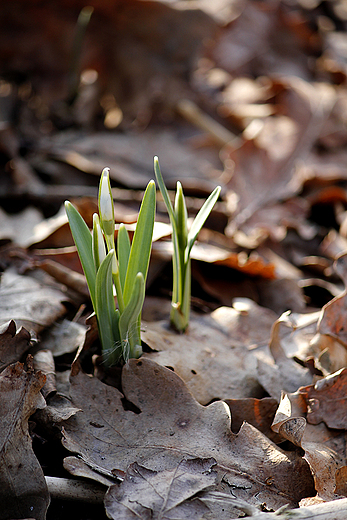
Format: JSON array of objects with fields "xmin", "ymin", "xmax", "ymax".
[
  {"xmin": 142, "ymin": 299, "xmax": 277, "ymax": 404},
  {"xmin": 105, "ymin": 458, "xmax": 217, "ymax": 520},
  {"xmin": 40, "ymin": 319, "xmax": 87, "ymax": 357},
  {"xmin": 225, "ymin": 397, "xmax": 280, "ymax": 443},
  {"xmin": 257, "ymin": 312, "xmax": 313, "ymax": 401},
  {"xmin": 0, "ymin": 206, "xmax": 44, "ymax": 247},
  {"xmin": 0, "ymin": 320, "xmax": 31, "ymax": 372},
  {"xmin": 47, "ymin": 128, "xmax": 222, "ymax": 190},
  {"xmin": 0, "ymin": 269, "xmax": 67, "ymax": 335},
  {"xmin": 62, "ymin": 358, "xmax": 314, "ymax": 513},
  {"xmin": 0, "ymin": 358, "xmax": 49, "ymax": 520},
  {"xmin": 300, "ymin": 368, "xmax": 347, "ymax": 430},
  {"xmin": 272, "ymin": 390, "xmax": 346, "ymax": 501},
  {"xmin": 317, "ymin": 252, "xmax": 347, "ymax": 346},
  {"xmin": 223, "ymin": 78, "xmax": 335, "ymax": 239}
]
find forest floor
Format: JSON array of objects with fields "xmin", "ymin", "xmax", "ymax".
[{"xmin": 1, "ymin": 1, "xmax": 347, "ymax": 519}]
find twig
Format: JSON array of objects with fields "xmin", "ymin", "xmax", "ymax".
[
  {"xmin": 46, "ymin": 476, "xmax": 106, "ymax": 504},
  {"xmin": 228, "ymin": 497, "xmax": 347, "ymax": 520},
  {"xmin": 176, "ymin": 99, "xmax": 241, "ymax": 148}
]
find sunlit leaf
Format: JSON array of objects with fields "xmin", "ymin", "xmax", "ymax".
[
  {"xmin": 154, "ymin": 157, "xmax": 181, "ymax": 304},
  {"xmin": 92, "ymin": 213, "xmax": 106, "ymax": 271},
  {"xmin": 124, "ymin": 181, "xmax": 156, "ymax": 306},
  {"xmin": 117, "ymin": 224, "xmax": 131, "ymax": 291},
  {"xmin": 154, "ymin": 156, "xmax": 176, "ymax": 228},
  {"xmin": 65, "ymin": 201, "xmax": 96, "ymax": 309},
  {"xmin": 186, "ymin": 186, "xmax": 221, "ymax": 261}
]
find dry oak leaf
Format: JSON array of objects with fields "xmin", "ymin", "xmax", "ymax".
[
  {"xmin": 0, "ymin": 320, "xmax": 31, "ymax": 372},
  {"xmin": 142, "ymin": 300, "xmax": 278, "ymax": 404},
  {"xmin": 225, "ymin": 397, "xmax": 280, "ymax": 443},
  {"xmin": 0, "ymin": 359, "xmax": 49, "ymax": 520},
  {"xmin": 62, "ymin": 358, "xmax": 314, "ymax": 512},
  {"xmin": 272, "ymin": 391, "xmax": 346, "ymax": 501},
  {"xmin": 105, "ymin": 458, "xmax": 217, "ymax": 520},
  {"xmin": 257, "ymin": 312, "xmax": 313, "ymax": 401},
  {"xmin": 300, "ymin": 368, "xmax": 347, "ymax": 430}
]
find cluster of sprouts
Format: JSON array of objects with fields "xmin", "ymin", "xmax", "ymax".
[{"xmin": 65, "ymin": 157, "xmax": 220, "ymax": 366}]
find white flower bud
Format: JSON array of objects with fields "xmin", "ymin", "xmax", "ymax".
[{"xmin": 99, "ymin": 167, "xmax": 115, "ymax": 237}]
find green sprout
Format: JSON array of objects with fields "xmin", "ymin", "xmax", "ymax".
[
  {"xmin": 154, "ymin": 156, "xmax": 221, "ymax": 332},
  {"xmin": 65, "ymin": 168, "xmax": 156, "ymax": 366}
]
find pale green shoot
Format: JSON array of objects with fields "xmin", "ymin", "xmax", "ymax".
[
  {"xmin": 154, "ymin": 156, "xmax": 221, "ymax": 332},
  {"xmin": 65, "ymin": 168, "xmax": 156, "ymax": 365}
]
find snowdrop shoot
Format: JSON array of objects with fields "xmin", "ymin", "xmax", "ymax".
[
  {"xmin": 65, "ymin": 167, "xmax": 156, "ymax": 366},
  {"xmin": 154, "ymin": 156, "xmax": 221, "ymax": 332}
]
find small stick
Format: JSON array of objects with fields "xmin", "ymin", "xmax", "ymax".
[
  {"xmin": 228, "ymin": 497, "xmax": 347, "ymax": 520},
  {"xmin": 46, "ymin": 476, "xmax": 106, "ymax": 504},
  {"xmin": 176, "ymin": 99, "xmax": 241, "ymax": 148}
]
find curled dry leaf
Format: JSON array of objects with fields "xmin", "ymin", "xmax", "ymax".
[
  {"xmin": 318, "ymin": 252, "xmax": 347, "ymax": 346},
  {"xmin": 62, "ymin": 358, "xmax": 314, "ymax": 513},
  {"xmin": 33, "ymin": 349, "xmax": 56, "ymax": 399},
  {"xmin": 272, "ymin": 391, "xmax": 346, "ymax": 501},
  {"xmin": 0, "ymin": 358, "xmax": 49, "ymax": 520},
  {"xmin": 142, "ymin": 299, "xmax": 278, "ymax": 404},
  {"xmin": 300, "ymin": 368, "xmax": 347, "ymax": 430},
  {"xmin": 257, "ymin": 312, "xmax": 313, "ymax": 401}
]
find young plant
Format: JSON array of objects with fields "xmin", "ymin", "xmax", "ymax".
[
  {"xmin": 65, "ymin": 168, "xmax": 156, "ymax": 366},
  {"xmin": 154, "ymin": 156, "xmax": 221, "ymax": 332}
]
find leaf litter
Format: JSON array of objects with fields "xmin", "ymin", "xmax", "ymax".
[{"xmin": 1, "ymin": 0, "xmax": 347, "ymax": 518}]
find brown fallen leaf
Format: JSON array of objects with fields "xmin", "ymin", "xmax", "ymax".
[
  {"xmin": 33, "ymin": 349, "xmax": 56, "ymax": 399},
  {"xmin": 0, "ymin": 358, "xmax": 49, "ymax": 520},
  {"xmin": 0, "ymin": 320, "xmax": 31, "ymax": 372},
  {"xmin": 153, "ymin": 240, "xmax": 276, "ymax": 279},
  {"xmin": 62, "ymin": 358, "xmax": 314, "ymax": 511},
  {"xmin": 47, "ymin": 128, "xmax": 222, "ymax": 190},
  {"xmin": 0, "ymin": 269, "xmax": 67, "ymax": 334},
  {"xmin": 231, "ymin": 197, "xmax": 317, "ymax": 250},
  {"xmin": 224, "ymin": 397, "xmax": 280, "ymax": 443},
  {"xmin": 223, "ymin": 78, "xmax": 335, "ymax": 238},
  {"xmin": 300, "ymin": 368, "xmax": 347, "ymax": 430},
  {"xmin": 0, "ymin": 206, "xmax": 44, "ymax": 247},
  {"xmin": 40, "ymin": 319, "xmax": 87, "ymax": 357},
  {"xmin": 257, "ymin": 312, "xmax": 313, "ymax": 401},
  {"xmin": 272, "ymin": 391, "xmax": 346, "ymax": 501},
  {"xmin": 335, "ymin": 466, "xmax": 347, "ymax": 497},
  {"xmin": 318, "ymin": 252, "xmax": 347, "ymax": 347},
  {"xmin": 142, "ymin": 300, "xmax": 277, "ymax": 404},
  {"xmin": 105, "ymin": 458, "xmax": 217, "ymax": 520}
]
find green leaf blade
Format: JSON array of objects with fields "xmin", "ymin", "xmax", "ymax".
[
  {"xmin": 174, "ymin": 182, "xmax": 188, "ymax": 253},
  {"xmin": 186, "ymin": 186, "xmax": 221, "ymax": 260},
  {"xmin": 119, "ymin": 272, "xmax": 145, "ymax": 361},
  {"xmin": 123, "ymin": 180, "xmax": 156, "ymax": 306},
  {"xmin": 154, "ymin": 156, "xmax": 177, "ymax": 229},
  {"xmin": 65, "ymin": 201, "xmax": 96, "ymax": 309},
  {"xmin": 95, "ymin": 251, "xmax": 120, "ymax": 365},
  {"xmin": 117, "ymin": 224, "xmax": 131, "ymax": 291}
]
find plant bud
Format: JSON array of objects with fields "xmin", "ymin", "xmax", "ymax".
[{"xmin": 99, "ymin": 167, "xmax": 115, "ymax": 238}]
